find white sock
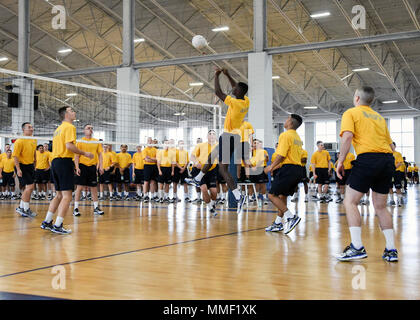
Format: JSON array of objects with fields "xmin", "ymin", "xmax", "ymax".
[
  {"xmin": 82, "ymin": 191, "xmax": 86, "ymax": 197},
  {"xmin": 164, "ymin": 192, "xmax": 168, "ymax": 199},
  {"xmin": 397, "ymin": 194, "xmax": 402, "ymax": 202},
  {"xmin": 118, "ymin": 192, "xmax": 122, "ymax": 196},
  {"xmin": 93, "ymin": 202, "xmax": 99, "ymax": 209},
  {"xmin": 283, "ymin": 210, "xmax": 294, "ymax": 219},
  {"xmin": 23, "ymin": 202, "xmax": 29, "ymax": 211},
  {"xmin": 232, "ymin": 188, "xmax": 241, "ymax": 200},
  {"xmin": 158, "ymin": 190, "xmax": 163, "ymax": 199},
  {"xmin": 154, "ymin": 192, "xmax": 158, "ymax": 198},
  {"xmin": 54, "ymin": 216, "xmax": 64, "ymax": 227},
  {"xmin": 45, "ymin": 211, "xmax": 54, "ymax": 223},
  {"xmin": 197, "ymin": 192, "xmax": 201, "ymax": 200},
  {"xmin": 383, "ymin": 229, "xmax": 396, "ymax": 250},
  {"xmin": 275, "ymin": 215, "xmax": 282, "ymax": 224},
  {"xmin": 11, "ymin": 192, "xmax": 15, "ymax": 196},
  {"xmin": 99, "ymin": 192, "xmax": 103, "ymax": 197},
  {"xmin": 221, "ymin": 192, "xmax": 225, "ymax": 200},
  {"xmin": 53, "ymin": 192, "xmax": 56, "ymax": 197},
  {"xmin": 293, "ymin": 192, "xmax": 298, "ymax": 198},
  {"xmin": 210, "ymin": 199, "xmax": 215, "ymax": 207},
  {"xmin": 137, "ymin": 189, "xmax": 141, "ymax": 196},
  {"xmin": 195, "ymin": 171, "xmax": 204, "ymax": 181},
  {"xmin": 74, "ymin": 201, "xmax": 79, "ymax": 209},
  {"xmin": 20, "ymin": 200, "xmax": 25, "ymax": 208},
  {"xmin": 349, "ymin": 226, "xmax": 363, "ymax": 249}
]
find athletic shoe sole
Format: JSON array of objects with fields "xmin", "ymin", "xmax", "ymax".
[
  {"xmin": 336, "ymin": 253, "xmax": 368, "ymax": 261},
  {"xmin": 284, "ymin": 217, "xmax": 301, "ymax": 235}
]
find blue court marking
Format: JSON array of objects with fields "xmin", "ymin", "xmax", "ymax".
[
  {"xmin": 0, "ymin": 291, "xmax": 66, "ymax": 300},
  {"xmin": 0, "ymin": 226, "xmax": 267, "ymax": 279}
]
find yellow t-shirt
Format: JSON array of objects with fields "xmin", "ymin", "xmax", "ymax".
[
  {"xmin": 240, "ymin": 121, "xmax": 254, "ymax": 143},
  {"xmin": 271, "ymin": 151, "xmax": 283, "ymax": 170},
  {"xmin": 35, "ymin": 151, "xmax": 50, "ymax": 170},
  {"xmin": 340, "ymin": 105, "xmax": 392, "ymax": 155},
  {"xmin": 275, "ymin": 129, "xmax": 303, "ymax": 166},
  {"xmin": 117, "ymin": 152, "xmax": 132, "ymax": 169},
  {"xmin": 343, "ymin": 153, "xmax": 355, "ymax": 170},
  {"xmin": 76, "ymin": 137, "xmax": 103, "ymax": 166},
  {"xmin": 52, "ymin": 121, "xmax": 77, "ymax": 159},
  {"xmin": 0, "ymin": 157, "xmax": 15, "ymax": 173},
  {"xmin": 224, "ymin": 95, "xmax": 250, "ymax": 134},
  {"xmin": 311, "ymin": 150, "xmax": 331, "ymax": 169},
  {"xmin": 143, "ymin": 147, "xmax": 157, "ymax": 165},
  {"xmin": 393, "ymin": 151, "xmax": 404, "ymax": 173},
  {"xmin": 103, "ymin": 151, "xmax": 116, "ymax": 169},
  {"xmin": 193, "ymin": 142, "xmax": 217, "ymax": 171},
  {"xmin": 414, "ymin": 166, "xmax": 419, "ymax": 172},
  {"xmin": 251, "ymin": 149, "xmax": 268, "ymax": 167},
  {"xmin": 309, "ymin": 164, "xmax": 313, "ymax": 172},
  {"xmin": 301, "ymin": 149, "xmax": 308, "ymax": 166},
  {"xmin": 132, "ymin": 152, "xmax": 144, "ymax": 170},
  {"xmin": 156, "ymin": 149, "xmax": 175, "ymax": 168},
  {"xmin": 12, "ymin": 138, "xmax": 37, "ymax": 165},
  {"xmin": 1, "ymin": 153, "xmax": 7, "ymax": 161},
  {"xmin": 176, "ymin": 149, "xmax": 189, "ymax": 166},
  {"xmin": 407, "ymin": 166, "xmax": 413, "ymax": 173}
]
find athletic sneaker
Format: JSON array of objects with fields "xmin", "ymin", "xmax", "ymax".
[
  {"xmin": 47, "ymin": 194, "xmax": 53, "ymax": 201},
  {"xmin": 283, "ymin": 215, "xmax": 301, "ymax": 234},
  {"xmin": 220, "ymin": 199, "xmax": 226, "ymax": 204},
  {"xmin": 397, "ymin": 200, "xmax": 402, "ymax": 207},
  {"xmin": 31, "ymin": 194, "xmax": 39, "ymax": 200},
  {"xmin": 388, "ymin": 200, "xmax": 395, "ymax": 206},
  {"xmin": 0, "ymin": 195, "xmax": 4, "ymax": 200},
  {"xmin": 143, "ymin": 196, "xmax": 149, "ymax": 203},
  {"xmin": 184, "ymin": 197, "xmax": 190, "ymax": 203},
  {"xmin": 168, "ymin": 198, "xmax": 175, "ymax": 203},
  {"xmin": 304, "ymin": 195, "xmax": 309, "ymax": 203},
  {"xmin": 325, "ymin": 196, "xmax": 333, "ymax": 203},
  {"xmin": 337, "ymin": 243, "xmax": 367, "ymax": 261},
  {"xmin": 94, "ymin": 207, "xmax": 104, "ymax": 215},
  {"xmin": 40, "ymin": 220, "xmax": 53, "ymax": 231},
  {"xmin": 210, "ymin": 205, "xmax": 217, "ymax": 217},
  {"xmin": 51, "ymin": 224, "xmax": 72, "ymax": 235},
  {"xmin": 159, "ymin": 198, "xmax": 164, "ymax": 203},
  {"xmin": 98, "ymin": 196, "xmax": 105, "ymax": 201},
  {"xmin": 16, "ymin": 207, "xmax": 28, "ymax": 217},
  {"xmin": 11, "ymin": 195, "xmax": 19, "ymax": 200},
  {"xmin": 80, "ymin": 195, "xmax": 87, "ymax": 201},
  {"xmin": 265, "ymin": 222, "xmax": 284, "ymax": 232},
  {"xmin": 382, "ymin": 248, "xmax": 398, "ymax": 262},
  {"xmin": 73, "ymin": 208, "xmax": 81, "ymax": 217},
  {"xmin": 123, "ymin": 195, "xmax": 130, "ymax": 201},
  {"xmin": 335, "ymin": 197, "xmax": 343, "ymax": 203},
  {"xmin": 236, "ymin": 194, "xmax": 246, "ymax": 214},
  {"xmin": 185, "ymin": 177, "xmax": 201, "ymax": 188},
  {"xmin": 291, "ymin": 196, "xmax": 299, "ymax": 203}
]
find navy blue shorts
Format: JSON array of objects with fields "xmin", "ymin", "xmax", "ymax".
[{"xmin": 51, "ymin": 158, "xmax": 74, "ymax": 191}]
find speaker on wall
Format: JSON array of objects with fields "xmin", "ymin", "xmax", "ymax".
[{"xmin": 7, "ymin": 92, "xmax": 19, "ymax": 108}]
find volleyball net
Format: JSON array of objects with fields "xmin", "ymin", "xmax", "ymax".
[{"xmin": 0, "ymin": 67, "xmax": 222, "ymax": 152}]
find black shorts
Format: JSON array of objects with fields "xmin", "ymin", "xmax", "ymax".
[
  {"xmin": 2, "ymin": 172, "xmax": 15, "ymax": 187},
  {"xmin": 115, "ymin": 168, "xmax": 130, "ymax": 184},
  {"xmin": 191, "ymin": 167, "xmax": 200, "ymax": 178},
  {"xmin": 347, "ymin": 153, "xmax": 394, "ymax": 194},
  {"xmin": 177, "ymin": 167, "xmax": 188, "ymax": 184},
  {"xmin": 201, "ymin": 169, "xmax": 217, "ymax": 189},
  {"xmin": 407, "ymin": 172, "xmax": 412, "ymax": 179},
  {"xmin": 242, "ymin": 142, "xmax": 250, "ymax": 161},
  {"xmin": 238, "ymin": 166, "xmax": 246, "ymax": 183},
  {"xmin": 219, "ymin": 132, "xmax": 241, "ymax": 165},
  {"xmin": 216, "ymin": 165, "xmax": 226, "ymax": 184},
  {"xmin": 17, "ymin": 163, "xmax": 34, "ymax": 187},
  {"xmin": 51, "ymin": 158, "xmax": 74, "ymax": 191},
  {"xmin": 269, "ymin": 164, "xmax": 302, "ymax": 196},
  {"xmin": 414, "ymin": 172, "xmax": 419, "ymax": 179},
  {"xmin": 134, "ymin": 169, "xmax": 144, "ymax": 184},
  {"xmin": 309, "ymin": 171, "xmax": 313, "ymax": 179},
  {"xmin": 271, "ymin": 168, "xmax": 280, "ymax": 181},
  {"xmin": 315, "ymin": 168, "xmax": 330, "ymax": 185},
  {"xmin": 393, "ymin": 171, "xmax": 404, "ymax": 189},
  {"xmin": 75, "ymin": 164, "xmax": 98, "ymax": 187},
  {"xmin": 336, "ymin": 169, "xmax": 352, "ymax": 186},
  {"xmin": 99, "ymin": 168, "xmax": 113, "ymax": 184},
  {"xmin": 34, "ymin": 169, "xmax": 50, "ymax": 184},
  {"xmin": 144, "ymin": 164, "xmax": 157, "ymax": 182},
  {"xmin": 300, "ymin": 166, "xmax": 309, "ymax": 183},
  {"xmin": 157, "ymin": 167, "xmax": 172, "ymax": 184},
  {"xmin": 250, "ymin": 167, "xmax": 268, "ymax": 183}
]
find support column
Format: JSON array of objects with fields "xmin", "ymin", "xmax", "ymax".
[
  {"xmin": 116, "ymin": 67, "xmax": 140, "ymax": 150},
  {"xmin": 122, "ymin": 0, "xmax": 135, "ymax": 67},
  {"xmin": 253, "ymin": 0, "xmax": 267, "ymax": 52},
  {"xmin": 414, "ymin": 117, "xmax": 420, "ymax": 164},
  {"xmin": 12, "ymin": 0, "xmax": 33, "ymax": 134},
  {"xmin": 305, "ymin": 122, "xmax": 315, "ymax": 167},
  {"xmin": 248, "ymin": 52, "xmax": 274, "ymax": 147}
]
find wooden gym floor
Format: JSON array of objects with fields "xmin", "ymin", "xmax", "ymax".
[{"xmin": 0, "ymin": 185, "xmax": 419, "ymax": 300}]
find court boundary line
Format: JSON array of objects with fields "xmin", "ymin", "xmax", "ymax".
[{"xmin": 0, "ymin": 226, "xmax": 266, "ymax": 279}]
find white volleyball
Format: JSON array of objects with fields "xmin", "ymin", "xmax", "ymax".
[{"xmin": 192, "ymin": 35, "xmax": 208, "ymax": 50}]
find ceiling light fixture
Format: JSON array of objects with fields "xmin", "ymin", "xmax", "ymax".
[
  {"xmin": 310, "ymin": 12, "xmax": 331, "ymax": 18},
  {"xmin": 66, "ymin": 93, "xmax": 78, "ymax": 97},
  {"xmin": 0, "ymin": 57, "xmax": 9, "ymax": 62},
  {"xmin": 382, "ymin": 100, "xmax": 398, "ymax": 104},
  {"xmin": 352, "ymin": 67, "xmax": 370, "ymax": 72},
  {"xmin": 58, "ymin": 48, "xmax": 72, "ymax": 54},
  {"xmin": 272, "ymin": 76, "xmax": 280, "ymax": 79},
  {"xmin": 174, "ymin": 112, "xmax": 186, "ymax": 116},
  {"xmin": 189, "ymin": 82, "xmax": 203, "ymax": 86},
  {"xmin": 304, "ymin": 106, "xmax": 318, "ymax": 109},
  {"xmin": 134, "ymin": 38, "xmax": 145, "ymax": 43},
  {"xmin": 212, "ymin": 26, "xmax": 229, "ymax": 32}
]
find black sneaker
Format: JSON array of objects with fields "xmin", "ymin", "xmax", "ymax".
[
  {"xmin": 73, "ymin": 208, "xmax": 81, "ymax": 217},
  {"xmin": 236, "ymin": 194, "xmax": 246, "ymax": 214},
  {"xmin": 80, "ymin": 195, "xmax": 87, "ymax": 201},
  {"xmin": 144, "ymin": 196, "xmax": 149, "ymax": 203},
  {"xmin": 40, "ymin": 195, "xmax": 46, "ymax": 200},
  {"xmin": 210, "ymin": 206, "xmax": 217, "ymax": 217},
  {"xmin": 41, "ymin": 220, "xmax": 53, "ymax": 231},
  {"xmin": 51, "ymin": 224, "xmax": 72, "ymax": 235},
  {"xmin": 159, "ymin": 198, "xmax": 164, "ymax": 203},
  {"xmin": 16, "ymin": 207, "xmax": 28, "ymax": 217},
  {"xmin": 94, "ymin": 207, "xmax": 104, "ymax": 215},
  {"xmin": 337, "ymin": 243, "xmax": 367, "ymax": 261},
  {"xmin": 24, "ymin": 208, "xmax": 37, "ymax": 218},
  {"xmin": 382, "ymin": 248, "xmax": 398, "ymax": 262},
  {"xmin": 0, "ymin": 195, "xmax": 5, "ymax": 200}
]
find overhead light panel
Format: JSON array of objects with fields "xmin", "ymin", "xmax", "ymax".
[
  {"xmin": 174, "ymin": 112, "xmax": 186, "ymax": 116},
  {"xmin": 304, "ymin": 106, "xmax": 318, "ymax": 109},
  {"xmin": 66, "ymin": 93, "xmax": 78, "ymax": 97},
  {"xmin": 382, "ymin": 100, "xmax": 398, "ymax": 104},
  {"xmin": 58, "ymin": 48, "xmax": 72, "ymax": 54},
  {"xmin": 189, "ymin": 82, "xmax": 203, "ymax": 86},
  {"xmin": 352, "ymin": 67, "xmax": 370, "ymax": 72},
  {"xmin": 310, "ymin": 12, "xmax": 331, "ymax": 18},
  {"xmin": 212, "ymin": 26, "xmax": 229, "ymax": 32},
  {"xmin": 134, "ymin": 38, "xmax": 145, "ymax": 43},
  {"xmin": 272, "ymin": 76, "xmax": 280, "ymax": 79},
  {"xmin": 0, "ymin": 57, "xmax": 9, "ymax": 62}
]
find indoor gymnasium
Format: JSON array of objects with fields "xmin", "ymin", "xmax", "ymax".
[{"xmin": 0, "ymin": 0, "xmax": 420, "ymax": 301}]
